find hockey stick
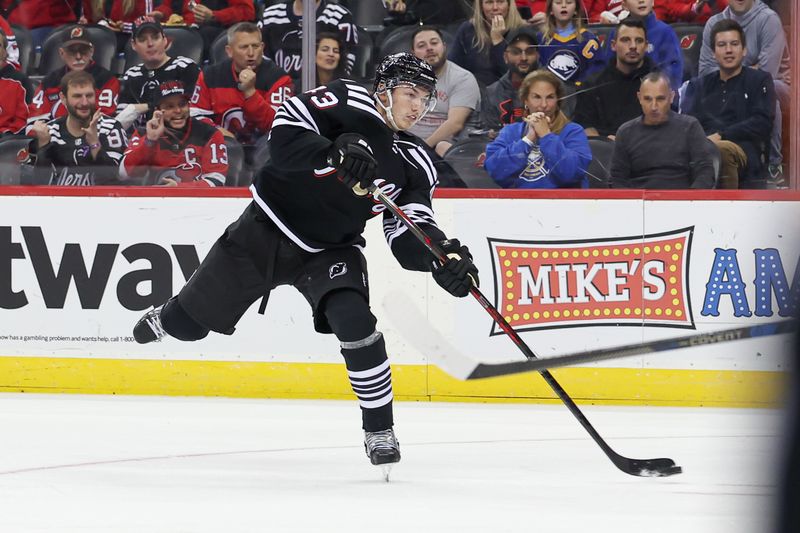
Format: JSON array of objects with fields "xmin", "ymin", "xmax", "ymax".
[{"xmin": 368, "ymin": 183, "xmax": 683, "ymax": 478}]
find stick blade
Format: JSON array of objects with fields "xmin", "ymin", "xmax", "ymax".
[
  {"xmin": 381, "ymin": 291, "xmax": 476, "ymax": 380},
  {"xmin": 617, "ymin": 456, "xmax": 683, "ymax": 478}
]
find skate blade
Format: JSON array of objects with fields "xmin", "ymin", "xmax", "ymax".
[{"xmin": 379, "ymin": 464, "xmax": 393, "ymax": 482}]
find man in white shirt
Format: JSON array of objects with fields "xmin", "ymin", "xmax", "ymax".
[{"xmin": 408, "ymin": 25, "xmax": 480, "ymax": 156}]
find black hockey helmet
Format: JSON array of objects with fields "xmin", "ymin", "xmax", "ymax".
[
  {"xmin": 373, "ymin": 52, "xmax": 437, "ymax": 130},
  {"xmin": 373, "ymin": 52, "xmax": 437, "ymax": 97}
]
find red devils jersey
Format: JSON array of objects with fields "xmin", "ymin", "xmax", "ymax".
[
  {"xmin": 259, "ymin": 1, "xmax": 357, "ymax": 80},
  {"xmin": 119, "ymin": 56, "xmax": 201, "ymax": 128},
  {"xmin": 193, "ymin": 58, "xmax": 293, "ymax": 144},
  {"xmin": 27, "ymin": 63, "xmax": 119, "ymax": 128},
  {"xmin": 253, "ymin": 79, "xmax": 447, "ymax": 271},
  {"xmin": 0, "ymin": 63, "xmax": 30, "ymax": 134},
  {"xmin": 121, "ymin": 117, "xmax": 228, "ymax": 187}
]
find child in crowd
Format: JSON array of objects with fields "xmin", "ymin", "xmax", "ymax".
[{"xmin": 536, "ymin": 0, "xmax": 601, "ymax": 85}]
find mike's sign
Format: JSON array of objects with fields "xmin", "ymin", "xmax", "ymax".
[{"xmin": 489, "ymin": 228, "xmax": 694, "ymax": 333}]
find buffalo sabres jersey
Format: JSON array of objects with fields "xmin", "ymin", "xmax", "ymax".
[
  {"xmin": 537, "ymin": 29, "xmax": 602, "ymax": 84},
  {"xmin": 251, "ymin": 79, "xmax": 446, "ymax": 271},
  {"xmin": 35, "ymin": 115, "xmax": 128, "ymax": 186},
  {"xmin": 259, "ymin": 0, "xmax": 357, "ymax": 81},
  {"xmin": 120, "ymin": 117, "xmax": 228, "ymax": 187},
  {"xmin": 119, "ymin": 56, "xmax": 201, "ymax": 128}
]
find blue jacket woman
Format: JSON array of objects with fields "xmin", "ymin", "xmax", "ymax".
[{"xmin": 484, "ymin": 69, "xmax": 591, "ymax": 188}]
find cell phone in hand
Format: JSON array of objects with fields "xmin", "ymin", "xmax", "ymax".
[{"xmin": 518, "ymin": 6, "xmax": 532, "ymax": 19}]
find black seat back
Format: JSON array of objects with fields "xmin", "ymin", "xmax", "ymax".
[{"xmin": 586, "ymin": 137, "xmax": 615, "ymax": 188}]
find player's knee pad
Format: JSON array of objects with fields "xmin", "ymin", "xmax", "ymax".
[
  {"xmin": 161, "ymin": 296, "xmax": 210, "ymax": 341},
  {"xmin": 322, "ymin": 289, "xmax": 377, "ymax": 342}
]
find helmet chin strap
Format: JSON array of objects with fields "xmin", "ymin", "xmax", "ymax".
[{"xmin": 374, "ymin": 90, "xmax": 401, "ymax": 131}]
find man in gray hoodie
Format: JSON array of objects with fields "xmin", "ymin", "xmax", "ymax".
[{"xmin": 699, "ymin": 0, "xmax": 790, "ymax": 186}]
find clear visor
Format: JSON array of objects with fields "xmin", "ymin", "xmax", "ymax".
[{"xmin": 380, "ymin": 81, "xmax": 436, "ymax": 118}]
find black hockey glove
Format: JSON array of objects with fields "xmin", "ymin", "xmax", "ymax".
[
  {"xmin": 327, "ymin": 133, "xmax": 377, "ymax": 197},
  {"xmin": 431, "ymin": 239, "xmax": 480, "ymax": 298}
]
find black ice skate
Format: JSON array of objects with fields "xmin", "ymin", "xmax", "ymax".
[
  {"xmin": 364, "ymin": 428, "xmax": 400, "ymax": 481},
  {"xmin": 133, "ymin": 305, "xmax": 167, "ymax": 344}
]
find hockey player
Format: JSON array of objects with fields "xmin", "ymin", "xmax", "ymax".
[
  {"xmin": 193, "ymin": 21, "xmax": 293, "ymax": 145},
  {"xmin": 30, "ymin": 70, "xmax": 128, "ymax": 186},
  {"xmin": 27, "ymin": 25, "xmax": 120, "ymax": 128},
  {"xmin": 131, "ymin": 53, "xmax": 479, "ymax": 471},
  {"xmin": 117, "ymin": 17, "xmax": 201, "ymax": 131},
  {"xmin": 120, "ymin": 80, "xmax": 228, "ymax": 187}
]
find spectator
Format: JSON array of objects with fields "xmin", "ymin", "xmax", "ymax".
[
  {"xmin": 0, "ymin": 0, "xmax": 79, "ymax": 47},
  {"xmin": 117, "ymin": 17, "xmax": 201, "ymax": 131},
  {"xmin": 573, "ymin": 18, "xmax": 656, "ymax": 139},
  {"xmin": 29, "ymin": 70, "xmax": 128, "ymax": 186},
  {"xmin": 0, "ymin": 29, "xmax": 30, "ymax": 135},
  {"xmin": 654, "ymin": 0, "xmax": 728, "ymax": 23},
  {"xmin": 600, "ymin": 0, "xmax": 683, "ymax": 89},
  {"xmin": 260, "ymin": 0, "xmax": 357, "ymax": 84},
  {"xmin": 536, "ymin": 0, "xmax": 601, "ymax": 85},
  {"xmin": 408, "ymin": 26, "xmax": 480, "ymax": 156},
  {"xmin": 121, "ymin": 80, "xmax": 228, "ymax": 186},
  {"xmin": 315, "ymin": 31, "xmax": 346, "ymax": 86},
  {"xmin": 484, "ymin": 69, "xmax": 591, "ymax": 188},
  {"xmin": 682, "ymin": 19, "xmax": 774, "ymax": 189},
  {"xmin": 383, "ymin": 0, "xmax": 470, "ymax": 26},
  {"xmin": 699, "ymin": 0, "xmax": 790, "ymax": 185},
  {"xmin": 0, "ymin": 14, "xmax": 19, "ymax": 69},
  {"xmin": 611, "ymin": 71, "xmax": 714, "ymax": 188},
  {"xmin": 27, "ymin": 25, "xmax": 120, "ymax": 128},
  {"xmin": 585, "ymin": 0, "xmax": 625, "ymax": 22},
  {"xmin": 80, "ymin": 0, "xmax": 155, "ymax": 52},
  {"xmin": 448, "ymin": 0, "xmax": 525, "ymax": 86},
  {"xmin": 193, "ymin": 21, "xmax": 293, "ymax": 145},
  {"xmin": 482, "ymin": 25, "xmax": 540, "ymax": 132},
  {"xmin": 156, "ymin": 1, "xmax": 255, "ymax": 60}
]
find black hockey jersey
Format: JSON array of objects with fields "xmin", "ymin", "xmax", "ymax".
[
  {"xmin": 35, "ymin": 115, "xmax": 128, "ymax": 186},
  {"xmin": 118, "ymin": 55, "xmax": 201, "ymax": 128},
  {"xmin": 252, "ymin": 79, "xmax": 446, "ymax": 272},
  {"xmin": 259, "ymin": 0, "xmax": 357, "ymax": 81}
]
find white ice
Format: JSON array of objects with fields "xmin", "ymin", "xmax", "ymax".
[{"xmin": 0, "ymin": 393, "xmax": 786, "ymax": 533}]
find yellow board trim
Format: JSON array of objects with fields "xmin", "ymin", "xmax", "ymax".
[{"xmin": 0, "ymin": 357, "xmax": 786, "ymax": 408}]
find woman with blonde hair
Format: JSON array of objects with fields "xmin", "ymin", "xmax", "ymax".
[
  {"xmin": 448, "ymin": 0, "xmax": 524, "ymax": 86},
  {"xmin": 484, "ymin": 69, "xmax": 591, "ymax": 188},
  {"xmin": 536, "ymin": 0, "xmax": 601, "ymax": 85}
]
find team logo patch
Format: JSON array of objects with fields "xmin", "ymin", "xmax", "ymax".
[
  {"xmin": 680, "ymin": 34, "xmax": 698, "ymax": 50},
  {"xmin": 489, "ymin": 228, "xmax": 694, "ymax": 333},
  {"xmin": 70, "ymin": 27, "xmax": 84, "ymax": 39},
  {"xmin": 546, "ymin": 50, "xmax": 580, "ymax": 82},
  {"xmin": 329, "ymin": 262, "xmax": 348, "ymax": 279}
]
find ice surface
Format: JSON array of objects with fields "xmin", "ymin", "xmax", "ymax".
[{"xmin": 0, "ymin": 394, "xmax": 785, "ymax": 532}]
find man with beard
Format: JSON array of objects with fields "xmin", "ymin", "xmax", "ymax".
[
  {"xmin": 573, "ymin": 18, "xmax": 657, "ymax": 139},
  {"xmin": 27, "ymin": 25, "xmax": 120, "ymax": 129},
  {"xmin": 117, "ymin": 17, "xmax": 201, "ymax": 132},
  {"xmin": 120, "ymin": 80, "xmax": 228, "ymax": 187},
  {"xmin": 30, "ymin": 70, "xmax": 128, "ymax": 186},
  {"xmin": 193, "ymin": 22, "xmax": 293, "ymax": 146},
  {"xmin": 482, "ymin": 26, "xmax": 540, "ymax": 134},
  {"xmin": 408, "ymin": 26, "xmax": 480, "ymax": 156}
]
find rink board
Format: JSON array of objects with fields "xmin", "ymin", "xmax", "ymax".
[{"xmin": 0, "ymin": 187, "xmax": 797, "ymax": 407}]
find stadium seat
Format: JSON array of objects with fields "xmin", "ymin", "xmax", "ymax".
[
  {"xmin": 442, "ymin": 137, "xmax": 497, "ymax": 188},
  {"xmin": 38, "ymin": 25, "xmax": 117, "ymax": 75},
  {"xmin": 588, "ymin": 24, "xmax": 616, "ymax": 50},
  {"xmin": 209, "ymin": 31, "xmax": 229, "ymax": 65},
  {"xmin": 0, "ymin": 135, "xmax": 35, "ymax": 185},
  {"xmin": 224, "ymin": 136, "xmax": 245, "ymax": 187},
  {"xmin": 671, "ymin": 23, "xmax": 704, "ymax": 81},
  {"xmin": 122, "ymin": 27, "xmax": 204, "ymax": 72},
  {"xmin": 586, "ymin": 137, "xmax": 615, "ymax": 188},
  {"xmin": 351, "ymin": 27, "xmax": 375, "ymax": 82},
  {"xmin": 9, "ymin": 24, "xmax": 33, "ymax": 74},
  {"xmin": 351, "ymin": 0, "xmax": 387, "ymax": 32}
]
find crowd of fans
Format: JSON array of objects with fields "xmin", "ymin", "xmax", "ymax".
[{"xmin": 0, "ymin": 0, "xmax": 791, "ymax": 189}]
